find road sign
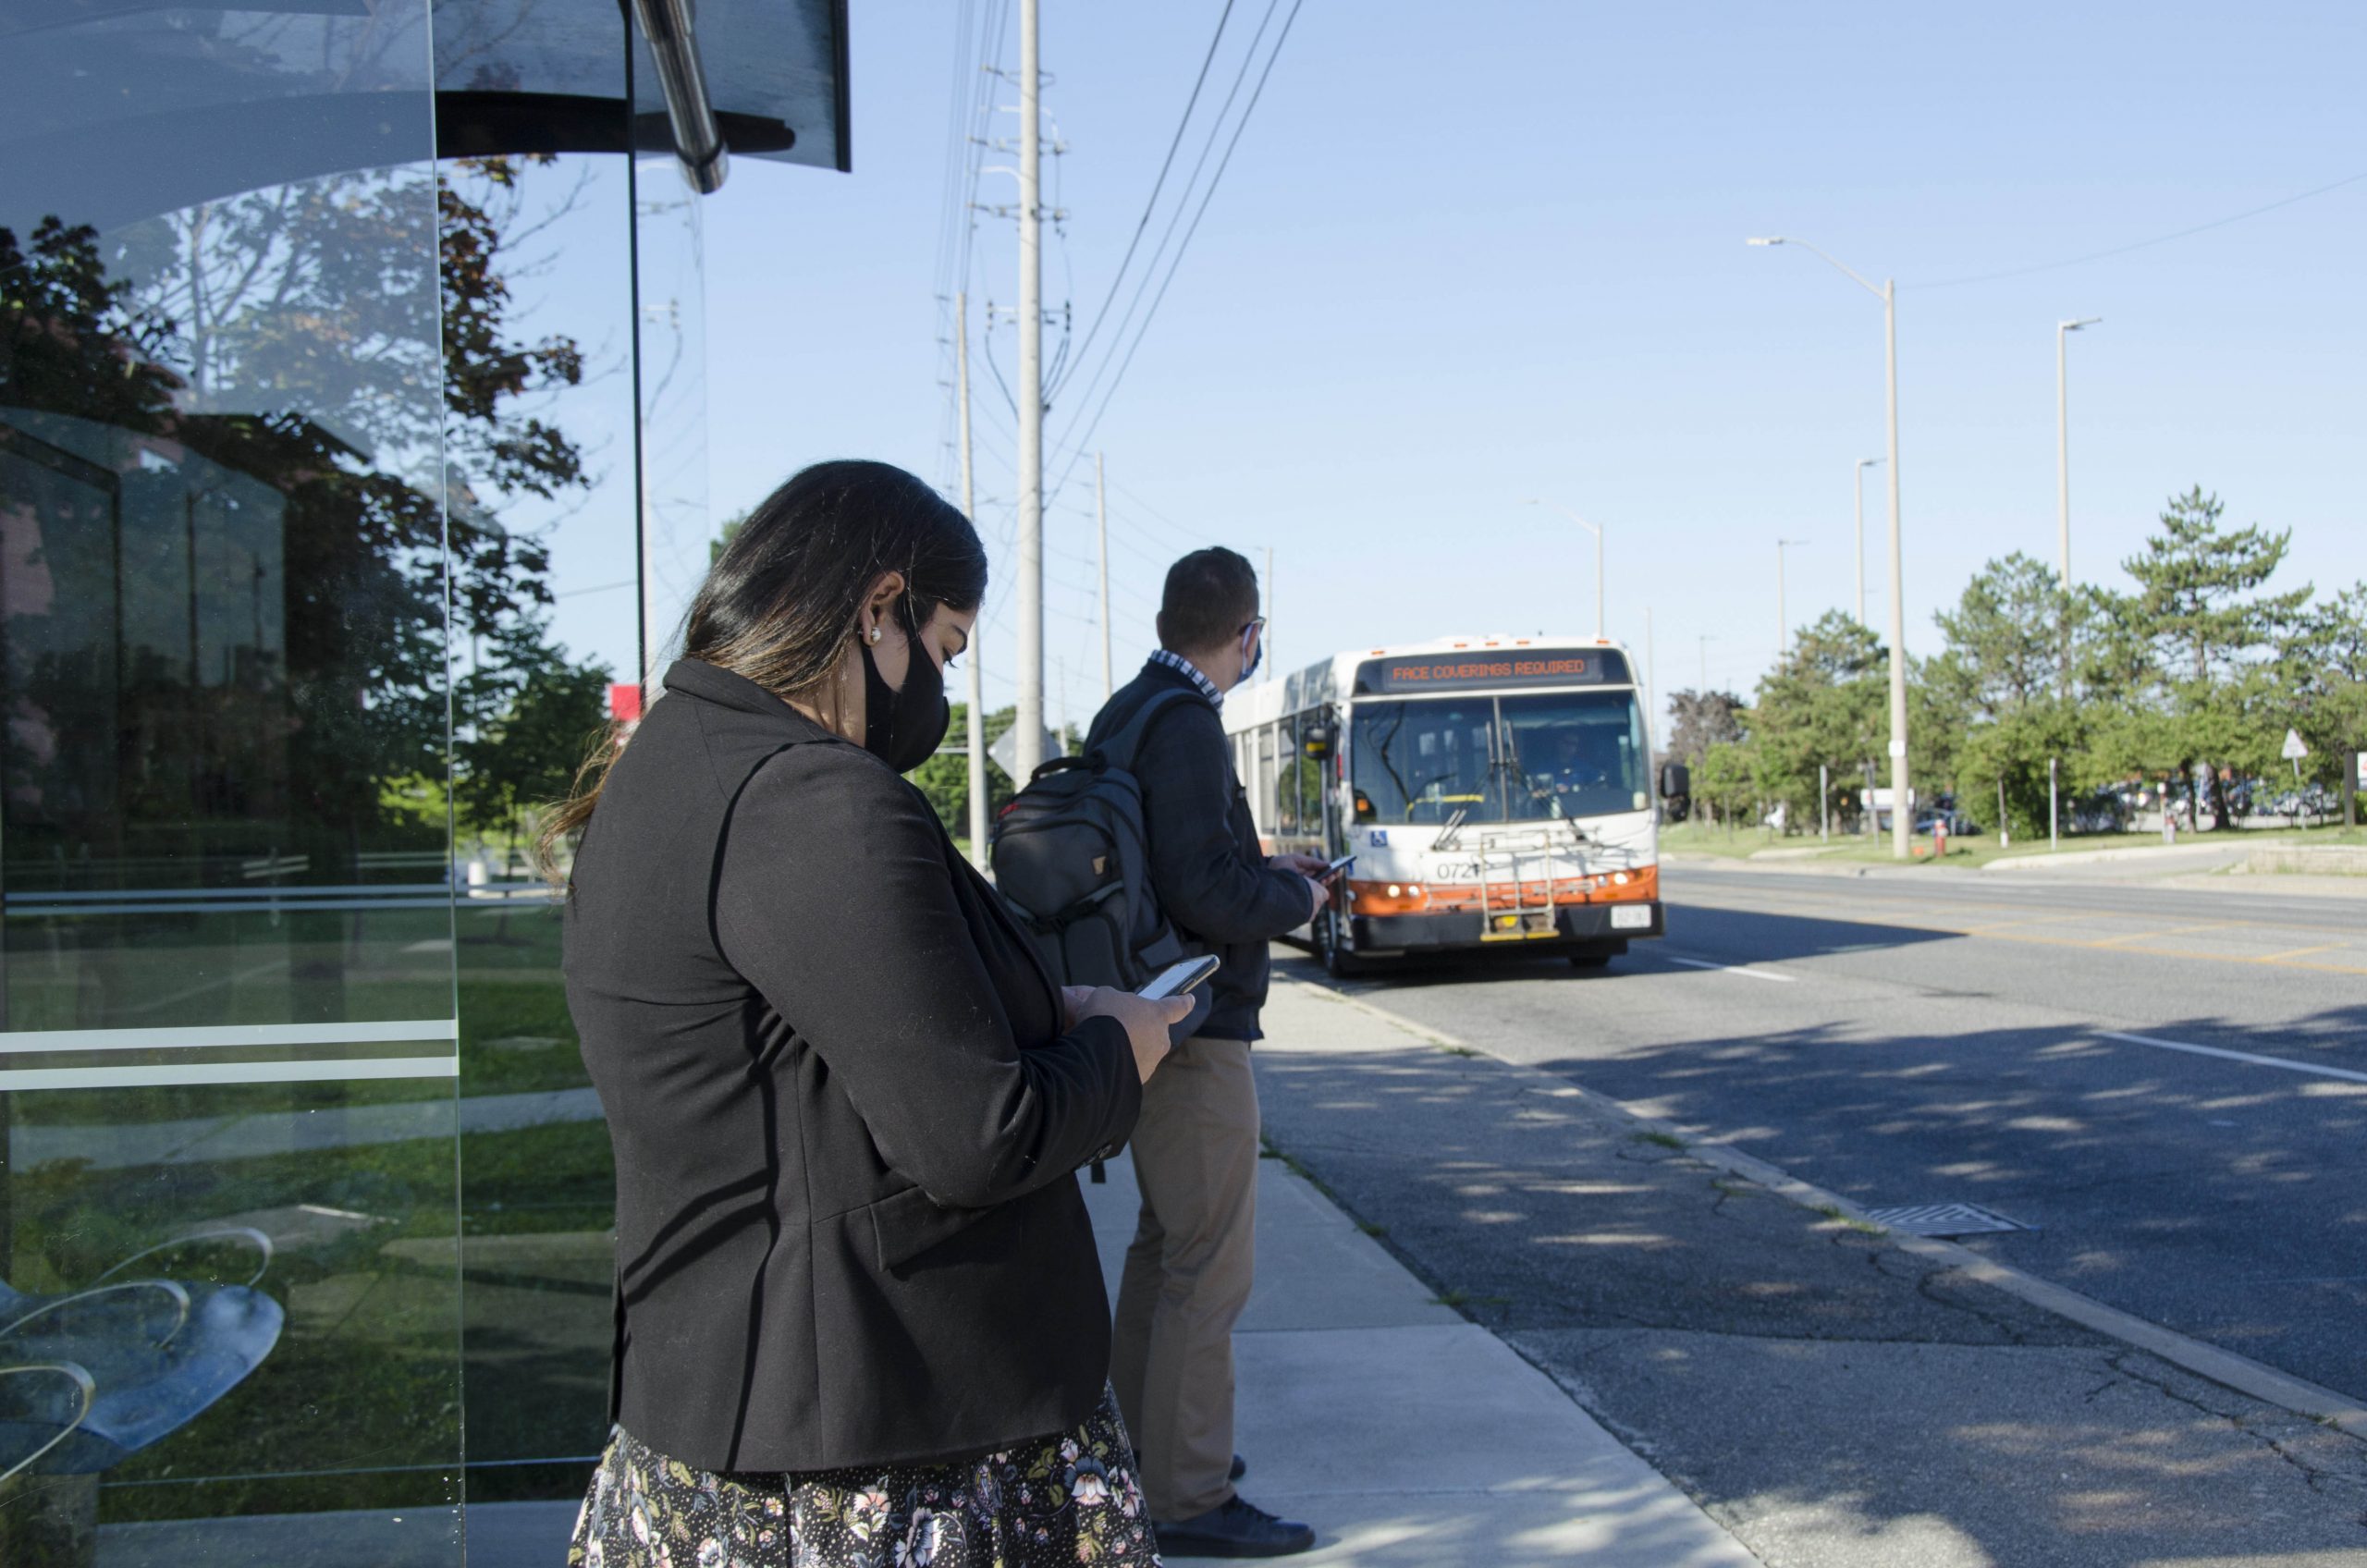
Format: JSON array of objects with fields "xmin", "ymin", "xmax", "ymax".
[
  {"xmin": 987, "ymin": 725, "xmax": 1063, "ymax": 782},
  {"xmin": 2282, "ymin": 729, "xmax": 2310, "ymax": 762}
]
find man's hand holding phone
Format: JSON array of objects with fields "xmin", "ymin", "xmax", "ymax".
[{"xmin": 1269, "ymin": 852, "xmax": 1349, "ymax": 920}]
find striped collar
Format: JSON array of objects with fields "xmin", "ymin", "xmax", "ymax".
[{"xmin": 1148, "ymin": 648, "xmax": 1225, "ymax": 710}]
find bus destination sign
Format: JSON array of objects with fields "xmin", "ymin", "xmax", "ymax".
[{"xmin": 1355, "ymin": 649, "xmax": 1631, "ymax": 694}]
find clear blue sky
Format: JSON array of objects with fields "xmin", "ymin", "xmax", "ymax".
[{"xmin": 691, "ymin": 2, "xmax": 2364, "ymax": 726}]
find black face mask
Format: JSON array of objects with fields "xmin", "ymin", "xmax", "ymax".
[{"xmin": 859, "ymin": 607, "xmax": 951, "ymax": 775}]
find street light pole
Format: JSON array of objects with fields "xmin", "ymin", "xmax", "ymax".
[
  {"xmin": 1749, "ymin": 236, "xmax": 1912, "ymax": 859},
  {"xmin": 1853, "ymin": 457, "xmax": 1883, "ymax": 626},
  {"xmin": 1522, "ymin": 499, "xmax": 1603, "ymax": 640},
  {"xmin": 2056, "ymin": 316, "xmax": 2101, "ymax": 588}
]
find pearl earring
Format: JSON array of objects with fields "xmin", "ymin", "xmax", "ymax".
[{"xmin": 867, "ymin": 626, "xmax": 882, "ymax": 644}]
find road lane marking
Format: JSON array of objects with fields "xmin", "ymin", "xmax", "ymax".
[
  {"xmin": 1670, "ymin": 888, "xmax": 2367, "ymax": 975},
  {"xmin": 2258, "ymin": 941, "xmax": 2350, "ymax": 962},
  {"xmin": 1279, "ymin": 970, "xmax": 2367, "ymax": 1439},
  {"xmin": 1674, "ymin": 876, "xmax": 2358, "ymax": 941},
  {"xmin": 2097, "ymin": 1030, "xmax": 2367, "ymax": 1086},
  {"xmin": 1662, "ymin": 955, "xmax": 1796, "ymax": 984},
  {"xmin": 2090, "ymin": 921, "xmax": 2233, "ymax": 947}
]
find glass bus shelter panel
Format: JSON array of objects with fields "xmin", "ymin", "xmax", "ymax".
[
  {"xmin": 0, "ymin": 1, "xmax": 462, "ymax": 1560},
  {"xmin": 440, "ymin": 141, "xmax": 644, "ymax": 1500},
  {"xmin": 628, "ymin": 105, "xmax": 710, "ymax": 687},
  {"xmin": 1498, "ymin": 692, "xmax": 1653, "ymax": 821}
]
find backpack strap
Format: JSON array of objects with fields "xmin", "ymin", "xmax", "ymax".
[{"xmin": 1094, "ymin": 686, "xmax": 1201, "ymax": 774}]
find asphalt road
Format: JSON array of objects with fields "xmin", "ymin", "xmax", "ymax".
[{"xmin": 1310, "ymin": 864, "xmax": 2367, "ymax": 1405}]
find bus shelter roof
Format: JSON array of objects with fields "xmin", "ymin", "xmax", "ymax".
[{"xmin": 1, "ymin": 0, "xmax": 849, "ymax": 236}]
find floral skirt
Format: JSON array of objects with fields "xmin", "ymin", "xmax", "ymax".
[{"xmin": 569, "ymin": 1383, "xmax": 1162, "ymax": 1568}]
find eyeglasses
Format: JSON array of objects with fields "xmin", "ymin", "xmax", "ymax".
[{"xmin": 1238, "ymin": 617, "xmax": 1267, "ymax": 642}]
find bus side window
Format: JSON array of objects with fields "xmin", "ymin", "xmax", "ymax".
[
  {"xmin": 1256, "ymin": 723, "xmax": 1278, "ymax": 832},
  {"xmin": 1275, "ymin": 716, "xmax": 1299, "ymax": 834}
]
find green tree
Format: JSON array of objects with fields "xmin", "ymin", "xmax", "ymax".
[
  {"xmin": 1748, "ymin": 611, "xmax": 1886, "ymax": 833},
  {"xmin": 2287, "ymin": 584, "xmax": 2367, "ymax": 823},
  {"xmin": 454, "ymin": 614, "xmax": 613, "ymax": 867},
  {"xmin": 2120, "ymin": 487, "xmax": 2309, "ymax": 827},
  {"xmin": 1930, "ymin": 554, "xmax": 2088, "ymax": 837},
  {"xmin": 1694, "ymin": 739, "xmax": 1759, "ymax": 832},
  {"xmin": 1663, "ymin": 689, "xmax": 1746, "ymax": 772}
]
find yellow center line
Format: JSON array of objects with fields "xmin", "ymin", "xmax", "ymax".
[
  {"xmin": 2088, "ymin": 921, "xmax": 2235, "ymax": 948},
  {"xmin": 1963, "ymin": 913, "xmax": 2105, "ymax": 935},
  {"xmin": 2256, "ymin": 941, "xmax": 2352, "ymax": 962}
]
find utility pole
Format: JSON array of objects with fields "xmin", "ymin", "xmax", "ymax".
[
  {"xmin": 957, "ymin": 292, "xmax": 987, "ymax": 867},
  {"xmin": 1853, "ymin": 458, "xmax": 1882, "ymax": 626},
  {"xmin": 1096, "ymin": 451, "xmax": 1112, "ymax": 701},
  {"xmin": 1264, "ymin": 545, "xmax": 1275, "ymax": 680},
  {"xmin": 1013, "ymin": 0, "xmax": 1046, "ymax": 779}
]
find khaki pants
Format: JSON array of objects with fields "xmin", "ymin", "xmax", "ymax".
[{"xmin": 1110, "ymin": 1035, "xmax": 1259, "ymax": 1521}]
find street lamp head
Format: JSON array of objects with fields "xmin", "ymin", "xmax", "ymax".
[
  {"xmin": 1746, "ymin": 236, "xmax": 1784, "ymax": 247},
  {"xmin": 2059, "ymin": 316, "xmax": 2103, "ymax": 332},
  {"xmin": 1857, "ymin": 457, "xmax": 1884, "ymax": 470}
]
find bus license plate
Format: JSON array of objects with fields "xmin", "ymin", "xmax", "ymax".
[{"xmin": 1610, "ymin": 905, "xmax": 1651, "ymax": 930}]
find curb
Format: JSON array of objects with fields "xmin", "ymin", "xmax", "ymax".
[{"xmin": 1283, "ymin": 975, "xmax": 2367, "ymax": 1441}]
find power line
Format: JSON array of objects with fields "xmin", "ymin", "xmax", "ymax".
[
  {"xmin": 1049, "ymin": 0, "xmax": 1237, "ymax": 402},
  {"xmin": 1049, "ymin": 0, "xmax": 1286, "ymax": 456},
  {"xmin": 1915, "ymin": 168, "xmax": 2367, "ymax": 290},
  {"xmin": 1048, "ymin": 0, "xmax": 1306, "ymax": 501}
]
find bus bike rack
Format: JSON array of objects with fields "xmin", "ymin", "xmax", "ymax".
[{"xmin": 1474, "ymin": 826, "xmax": 1571, "ymax": 942}]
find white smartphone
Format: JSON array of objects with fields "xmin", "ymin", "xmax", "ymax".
[
  {"xmin": 1322, "ymin": 853, "xmax": 1355, "ymax": 881},
  {"xmin": 1137, "ymin": 954, "xmax": 1221, "ymax": 1000}
]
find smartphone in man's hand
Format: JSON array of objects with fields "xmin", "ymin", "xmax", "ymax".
[{"xmin": 1137, "ymin": 954, "xmax": 1221, "ymax": 1001}]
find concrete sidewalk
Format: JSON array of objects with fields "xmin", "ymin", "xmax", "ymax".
[{"xmin": 1081, "ymin": 1116, "xmax": 1760, "ymax": 1563}]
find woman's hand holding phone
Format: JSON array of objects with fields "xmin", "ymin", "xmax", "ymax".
[{"xmin": 1073, "ymin": 987, "xmax": 1190, "ymax": 1084}]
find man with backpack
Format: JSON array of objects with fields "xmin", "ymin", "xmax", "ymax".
[{"xmin": 1088, "ymin": 547, "xmax": 1329, "ymax": 1557}]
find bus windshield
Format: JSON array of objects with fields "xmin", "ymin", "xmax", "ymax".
[{"xmin": 1350, "ymin": 690, "xmax": 1649, "ymax": 827}]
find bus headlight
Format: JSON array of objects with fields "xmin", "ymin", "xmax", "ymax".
[
  {"xmin": 1387, "ymin": 884, "xmax": 1402, "ymax": 899},
  {"xmin": 1613, "ymin": 871, "xmax": 1631, "ymax": 886}
]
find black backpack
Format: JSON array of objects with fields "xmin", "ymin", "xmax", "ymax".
[{"xmin": 989, "ymin": 689, "xmax": 1196, "ymax": 992}]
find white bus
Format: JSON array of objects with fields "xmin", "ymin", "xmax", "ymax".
[{"xmin": 1223, "ymin": 635, "xmax": 1676, "ymax": 974}]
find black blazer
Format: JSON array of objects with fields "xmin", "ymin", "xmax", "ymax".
[
  {"xmin": 1086, "ymin": 660, "xmax": 1311, "ymax": 1041},
  {"xmin": 564, "ymin": 658, "xmax": 1142, "ymax": 1473}
]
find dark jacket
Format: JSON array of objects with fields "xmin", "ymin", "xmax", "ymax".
[
  {"xmin": 1086, "ymin": 658, "xmax": 1310, "ymax": 1041},
  {"xmin": 564, "ymin": 658, "xmax": 1142, "ymax": 1474}
]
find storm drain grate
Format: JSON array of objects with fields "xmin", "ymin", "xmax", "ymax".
[{"xmin": 1859, "ymin": 1202, "xmax": 2034, "ymax": 1238}]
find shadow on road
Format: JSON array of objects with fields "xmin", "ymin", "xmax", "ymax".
[{"xmin": 1253, "ymin": 994, "xmax": 2367, "ymax": 1567}]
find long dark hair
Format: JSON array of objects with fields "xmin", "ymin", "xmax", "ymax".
[{"xmin": 536, "ymin": 460, "xmax": 986, "ymax": 879}]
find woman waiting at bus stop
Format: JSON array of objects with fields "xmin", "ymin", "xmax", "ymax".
[{"xmin": 544, "ymin": 460, "xmax": 1188, "ymax": 1567}]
